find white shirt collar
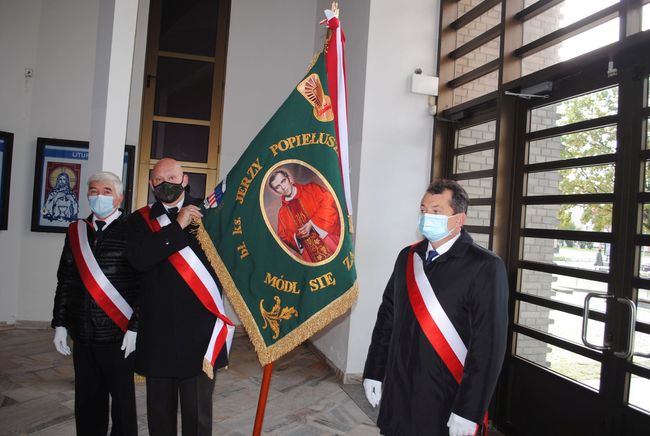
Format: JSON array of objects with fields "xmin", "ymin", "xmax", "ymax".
[
  {"xmin": 427, "ymin": 232, "xmax": 461, "ymax": 260},
  {"xmin": 93, "ymin": 209, "xmax": 121, "ymax": 230},
  {"xmin": 163, "ymin": 197, "xmax": 184, "ymax": 212}
]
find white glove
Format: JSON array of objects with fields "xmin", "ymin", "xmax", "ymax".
[
  {"xmin": 362, "ymin": 378, "xmax": 382, "ymax": 408},
  {"xmin": 447, "ymin": 412, "xmax": 477, "ymax": 436},
  {"xmin": 120, "ymin": 330, "xmax": 137, "ymax": 358},
  {"xmin": 53, "ymin": 326, "xmax": 71, "ymax": 356}
]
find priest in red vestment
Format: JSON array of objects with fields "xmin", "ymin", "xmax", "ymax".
[{"xmin": 268, "ymin": 169, "xmax": 341, "ymax": 262}]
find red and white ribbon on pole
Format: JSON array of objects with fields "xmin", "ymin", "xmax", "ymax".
[
  {"xmin": 140, "ymin": 207, "xmax": 235, "ymax": 378},
  {"xmin": 323, "ymin": 9, "xmax": 353, "ymax": 216},
  {"xmin": 68, "ymin": 221, "xmax": 133, "ymax": 332}
]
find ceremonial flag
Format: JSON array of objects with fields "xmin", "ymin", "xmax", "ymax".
[{"xmin": 195, "ymin": 11, "xmax": 357, "ymax": 366}]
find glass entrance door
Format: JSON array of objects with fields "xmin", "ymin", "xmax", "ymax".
[{"xmin": 501, "ymin": 67, "xmax": 650, "ymax": 435}]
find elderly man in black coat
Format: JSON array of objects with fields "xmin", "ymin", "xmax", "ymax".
[
  {"xmin": 127, "ymin": 157, "xmax": 229, "ymax": 436},
  {"xmin": 363, "ymin": 179, "xmax": 509, "ymax": 436},
  {"xmin": 52, "ymin": 171, "xmax": 139, "ymax": 436}
]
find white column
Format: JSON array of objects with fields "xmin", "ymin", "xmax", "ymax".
[{"xmin": 87, "ymin": 0, "xmax": 139, "ymax": 180}]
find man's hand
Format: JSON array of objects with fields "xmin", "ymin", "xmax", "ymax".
[
  {"xmin": 297, "ymin": 221, "xmax": 314, "ymax": 239},
  {"xmin": 447, "ymin": 413, "xmax": 477, "ymax": 436},
  {"xmin": 120, "ymin": 330, "xmax": 137, "ymax": 358},
  {"xmin": 176, "ymin": 204, "xmax": 203, "ymax": 229},
  {"xmin": 362, "ymin": 378, "xmax": 382, "ymax": 408},
  {"xmin": 53, "ymin": 326, "xmax": 71, "ymax": 356}
]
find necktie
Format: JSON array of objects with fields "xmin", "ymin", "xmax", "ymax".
[
  {"xmin": 425, "ymin": 249, "xmax": 438, "ymax": 265},
  {"xmin": 167, "ymin": 207, "xmax": 179, "ymax": 216},
  {"xmin": 95, "ymin": 220, "xmax": 106, "ymax": 241}
]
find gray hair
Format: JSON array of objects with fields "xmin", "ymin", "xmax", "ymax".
[
  {"xmin": 425, "ymin": 179, "xmax": 469, "ymax": 214},
  {"xmin": 87, "ymin": 171, "xmax": 123, "ymax": 196}
]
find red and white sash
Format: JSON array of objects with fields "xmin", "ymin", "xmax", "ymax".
[
  {"xmin": 406, "ymin": 247, "xmax": 487, "ymax": 435},
  {"xmin": 138, "ymin": 206, "xmax": 234, "ymax": 377},
  {"xmin": 68, "ymin": 220, "xmax": 133, "ymax": 332}
]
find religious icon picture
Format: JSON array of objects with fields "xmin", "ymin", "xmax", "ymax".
[
  {"xmin": 0, "ymin": 131, "xmax": 14, "ymax": 230},
  {"xmin": 31, "ymin": 138, "xmax": 89, "ymax": 233},
  {"xmin": 260, "ymin": 160, "xmax": 344, "ymax": 266}
]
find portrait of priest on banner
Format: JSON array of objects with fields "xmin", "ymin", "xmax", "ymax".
[{"xmin": 262, "ymin": 161, "xmax": 343, "ymax": 265}]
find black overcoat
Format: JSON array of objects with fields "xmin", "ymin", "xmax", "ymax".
[
  {"xmin": 127, "ymin": 197, "xmax": 227, "ymax": 378},
  {"xmin": 363, "ymin": 231, "xmax": 508, "ymax": 436}
]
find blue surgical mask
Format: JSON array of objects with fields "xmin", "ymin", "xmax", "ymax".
[
  {"xmin": 88, "ymin": 195, "xmax": 116, "ymax": 218},
  {"xmin": 418, "ymin": 213, "xmax": 451, "ymax": 242}
]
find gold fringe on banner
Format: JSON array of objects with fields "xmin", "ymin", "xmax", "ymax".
[{"xmin": 193, "ymin": 221, "xmax": 358, "ymax": 366}]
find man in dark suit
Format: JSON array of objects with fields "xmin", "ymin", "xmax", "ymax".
[
  {"xmin": 127, "ymin": 157, "xmax": 229, "ymax": 436},
  {"xmin": 52, "ymin": 171, "xmax": 139, "ymax": 436},
  {"xmin": 362, "ymin": 179, "xmax": 508, "ymax": 436}
]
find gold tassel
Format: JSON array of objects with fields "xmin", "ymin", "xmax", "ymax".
[{"xmin": 133, "ymin": 373, "xmax": 146, "ymax": 384}]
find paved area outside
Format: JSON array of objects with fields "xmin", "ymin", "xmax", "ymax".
[{"xmin": 0, "ymin": 328, "xmax": 380, "ymax": 435}]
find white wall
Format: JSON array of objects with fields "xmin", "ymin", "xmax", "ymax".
[
  {"xmin": 309, "ymin": 0, "xmax": 371, "ymax": 372},
  {"xmin": 0, "ymin": 0, "xmax": 150, "ymax": 325},
  {"xmin": 345, "ymin": 0, "xmax": 439, "ymax": 376},
  {"xmin": 0, "ymin": 0, "xmax": 99, "ymax": 323}
]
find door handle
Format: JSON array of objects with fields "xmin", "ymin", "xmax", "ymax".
[
  {"xmin": 582, "ymin": 293, "xmax": 614, "ymax": 352},
  {"xmin": 614, "ymin": 297, "xmax": 636, "ymax": 359},
  {"xmin": 582, "ymin": 293, "xmax": 637, "ymax": 358}
]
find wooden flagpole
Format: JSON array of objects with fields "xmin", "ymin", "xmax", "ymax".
[{"xmin": 252, "ymin": 362, "xmax": 274, "ymax": 436}]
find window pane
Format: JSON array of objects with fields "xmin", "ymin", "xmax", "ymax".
[
  {"xmin": 524, "ymin": 204, "xmax": 612, "ymax": 232},
  {"xmin": 454, "ymin": 38, "xmax": 501, "ymax": 78},
  {"xmin": 529, "ymin": 87, "xmax": 618, "ymax": 133},
  {"xmin": 526, "ymin": 165, "xmax": 615, "ymax": 196},
  {"xmin": 522, "ymin": 237, "xmax": 611, "ymax": 273},
  {"xmin": 518, "ymin": 302, "xmax": 605, "ymax": 346},
  {"xmin": 629, "ymin": 374, "xmax": 650, "ymax": 413},
  {"xmin": 522, "ymin": 19, "xmax": 620, "ymax": 76},
  {"xmin": 466, "ymin": 205, "xmax": 491, "ymax": 226},
  {"xmin": 638, "ymin": 289, "xmax": 650, "ymax": 324},
  {"xmin": 159, "ymin": 0, "xmax": 219, "ymax": 56},
  {"xmin": 453, "ymin": 70, "xmax": 499, "ymax": 106},
  {"xmin": 528, "ymin": 126, "xmax": 617, "ymax": 165},
  {"xmin": 155, "ymin": 57, "xmax": 214, "ymax": 120},
  {"xmin": 515, "ymin": 333, "xmax": 601, "ymax": 390},
  {"xmin": 643, "ymin": 3, "xmax": 650, "ymax": 32},
  {"xmin": 472, "ymin": 232, "xmax": 490, "ymax": 249},
  {"xmin": 454, "ymin": 149, "xmax": 495, "ymax": 173},
  {"xmin": 151, "ymin": 121, "xmax": 210, "ymax": 163},
  {"xmin": 457, "ymin": 177, "xmax": 493, "ymax": 198},
  {"xmin": 456, "ymin": 120, "xmax": 496, "ymax": 148},
  {"xmin": 523, "ymin": 0, "xmax": 619, "ymax": 45},
  {"xmin": 638, "ymin": 247, "xmax": 650, "ymax": 279},
  {"xmin": 632, "ymin": 331, "xmax": 650, "ymax": 370},
  {"xmin": 519, "ymin": 269, "xmax": 607, "ymax": 310},
  {"xmin": 456, "ymin": 1, "xmax": 502, "ymax": 43}
]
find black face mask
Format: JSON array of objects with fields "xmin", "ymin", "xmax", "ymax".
[{"xmin": 153, "ymin": 181, "xmax": 184, "ymax": 203}]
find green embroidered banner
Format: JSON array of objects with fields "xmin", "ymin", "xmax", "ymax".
[{"xmin": 196, "ymin": 52, "xmax": 357, "ymax": 365}]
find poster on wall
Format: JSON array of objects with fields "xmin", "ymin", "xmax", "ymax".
[
  {"xmin": 0, "ymin": 131, "xmax": 14, "ymax": 230},
  {"xmin": 31, "ymin": 138, "xmax": 89, "ymax": 233}
]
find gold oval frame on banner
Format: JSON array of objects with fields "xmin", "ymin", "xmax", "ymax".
[{"xmin": 259, "ymin": 159, "xmax": 344, "ymax": 267}]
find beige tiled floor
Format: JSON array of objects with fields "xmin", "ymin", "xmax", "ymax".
[{"xmin": 0, "ymin": 328, "xmax": 380, "ymax": 435}]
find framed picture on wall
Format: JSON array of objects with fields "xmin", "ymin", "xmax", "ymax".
[
  {"xmin": 31, "ymin": 138, "xmax": 89, "ymax": 233},
  {"xmin": 122, "ymin": 145, "xmax": 136, "ymax": 212},
  {"xmin": 0, "ymin": 131, "xmax": 14, "ymax": 230}
]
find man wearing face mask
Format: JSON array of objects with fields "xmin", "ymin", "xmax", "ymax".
[
  {"xmin": 127, "ymin": 157, "xmax": 232, "ymax": 436},
  {"xmin": 51, "ymin": 171, "xmax": 139, "ymax": 436},
  {"xmin": 362, "ymin": 179, "xmax": 508, "ymax": 436}
]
